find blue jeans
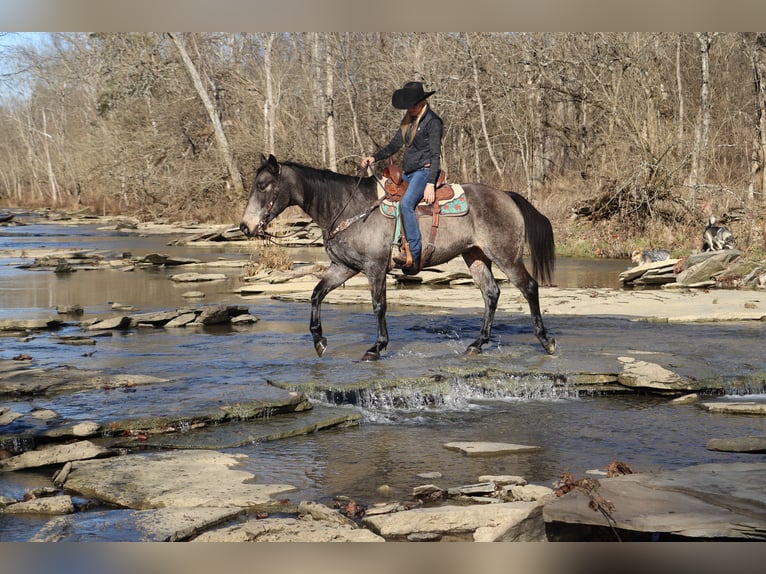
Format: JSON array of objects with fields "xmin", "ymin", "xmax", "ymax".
[{"xmin": 401, "ymin": 168, "xmax": 428, "ymax": 261}]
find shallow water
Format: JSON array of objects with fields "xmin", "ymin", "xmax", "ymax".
[{"xmin": 1, "ymin": 211, "xmax": 764, "ymax": 541}]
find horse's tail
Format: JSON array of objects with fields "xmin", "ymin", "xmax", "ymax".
[{"xmin": 506, "ymin": 191, "xmax": 555, "ymax": 285}]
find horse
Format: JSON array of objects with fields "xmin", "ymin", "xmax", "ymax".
[{"xmin": 240, "ymin": 154, "xmax": 556, "ymax": 362}]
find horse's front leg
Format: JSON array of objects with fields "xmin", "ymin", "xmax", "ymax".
[
  {"xmin": 462, "ymin": 252, "xmax": 500, "ymax": 355},
  {"xmin": 361, "ymin": 268, "xmax": 389, "ymax": 361},
  {"xmin": 310, "ymin": 263, "xmax": 357, "ymax": 357}
]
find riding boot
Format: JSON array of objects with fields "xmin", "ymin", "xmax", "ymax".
[
  {"xmin": 402, "ymin": 255, "xmax": 420, "ymax": 275},
  {"xmin": 401, "ymin": 248, "xmax": 421, "ymax": 275},
  {"xmin": 392, "ymin": 242, "xmax": 413, "ymax": 268}
]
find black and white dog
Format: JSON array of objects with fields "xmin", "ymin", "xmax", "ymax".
[
  {"xmin": 702, "ymin": 216, "xmax": 736, "ymax": 251},
  {"xmin": 631, "ymin": 249, "xmax": 670, "ymax": 266}
]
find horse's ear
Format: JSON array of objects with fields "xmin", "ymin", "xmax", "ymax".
[
  {"xmin": 259, "ymin": 153, "xmax": 268, "ymax": 166},
  {"xmin": 266, "ymin": 154, "xmax": 279, "ymax": 173}
]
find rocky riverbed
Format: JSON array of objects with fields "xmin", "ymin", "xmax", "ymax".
[{"xmin": 1, "ymin": 210, "xmax": 765, "ymax": 542}]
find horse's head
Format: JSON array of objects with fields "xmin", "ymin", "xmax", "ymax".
[{"xmin": 240, "ymin": 153, "xmax": 286, "ymax": 238}]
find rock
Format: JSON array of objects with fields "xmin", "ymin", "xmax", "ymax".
[
  {"xmin": 30, "ymin": 507, "xmax": 242, "ymax": 542},
  {"xmin": 0, "ymin": 367, "xmax": 167, "ymax": 397},
  {"xmin": 617, "ymin": 357, "xmax": 695, "ymax": 393},
  {"xmin": 501, "ymin": 484, "xmax": 555, "ymax": 502},
  {"xmin": 130, "ymin": 311, "xmax": 179, "ymax": 327},
  {"xmin": 543, "ymin": 462, "xmax": 766, "ymax": 541},
  {"xmin": 0, "ymin": 440, "xmax": 113, "ymax": 471},
  {"xmin": 446, "ymin": 482, "xmax": 496, "ymax": 497},
  {"xmin": 170, "ymin": 273, "xmax": 227, "ymax": 282},
  {"xmin": 0, "ymin": 495, "xmax": 75, "ymax": 515},
  {"xmin": 443, "ymin": 441, "xmax": 542, "ymax": 456},
  {"xmin": 706, "ymin": 436, "xmax": 766, "ymax": 453},
  {"xmin": 413, "ymin": 484, "xmax": 447, "ymax": 502},
  {"xmin": 52, "ymin": 461, "xmax": 72, "ymax": 486},
  {"xmin": 195, "ymin": 305, "xmax": 231, "ymax": 325},
  {"xmin": 416, "ymin": 471, "xmax": 443, "ymax": 480},
  {"xmin": 231, "ymin": 313, "xmax": 258, "ymax": 325},
  {"xmin": 297, "ymin": 500, "xmax": 357, "ymax": 527},
  {"xmin": 29, "ymin": 408, "xmax": 57, "ymax": 420},
  {"xmin": 86, "ymin": 316, "xmax": 132, "ymax": 330},
  {"xmin": 362, "ymin": 501, "xmax": 544, "ymax": 541},
  {"xmin": 0, "ymin": 409, "xmax": 23, "ymax": 425},
  {"xmin": 192, "ymin": 515, "xmax": 384, "ymax": 542},
  {"xmin": 181, "ymin": 291, "xmax": 205, "ymax": 299},
  {"xmin": 671, "ymin": 393, "xmax": 700, "ymax": 404},
  {"xmin": 62, "ymin": 450, "xmax": 297, "ymax": 510},
  {"xmin": 698, "ymin": 402, "xmax": 766, "ymax": 415},
  {"xmin": 56, "ymin": 304, "xmax": 84, "ymax": 315},
  {"xmin": 478, "ymin": 474, "xmax": 527, "ymax": 486},
  {"xmin": 675, "ymin": 251, "xmax": 742, "ymax": 287},
  {"xmin": 164, "ymin": 312, "xmax": 198, "ymax": 327},
  {"xmin": 0, "ymin": 318, "xmax": 64, "ymax": 332}
]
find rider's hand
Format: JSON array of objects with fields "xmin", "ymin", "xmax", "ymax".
[
  {"xmin": 423, "ymin": 183, "xmax": 435, "ymax": 204},
  {"xmin": 361, "ymin": 156, "xmax": 375, "ymax": 169}
]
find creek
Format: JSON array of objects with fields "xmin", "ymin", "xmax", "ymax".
[{"xmin": 1, "ymin": 211, "xmax": 765, "ymax": 541}]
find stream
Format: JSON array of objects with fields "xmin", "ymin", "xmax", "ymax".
[{"xmin": 1, "ymin": 210, "xmax": 765, "ymax": 541}]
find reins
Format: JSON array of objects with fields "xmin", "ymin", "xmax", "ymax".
[{"xmin": 326, "ymin": 167, "xmax": 386, "ymax": 240}]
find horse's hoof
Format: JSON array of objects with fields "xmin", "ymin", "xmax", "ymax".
[
  {"xmin": 464, "ymin": 345, "xmax": 482, "ymax": 356},
  {"xmin": 544, "ymin": 339, "xmax": 556, "ymax": 355},
  {"xmin": 361, "ymin": 351, "xmax": 380, "ymax": 362},
  {"xmin": 314, "ymin": 338, "xmax": 327, "ymax": 357}
]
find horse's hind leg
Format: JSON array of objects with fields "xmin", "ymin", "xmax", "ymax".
[
  {"xmin": 505, "ymin": 263, "xmax": 556, "ymax": 355},
  {"xmin": 462, "ymin": 251, "xmax": 500, "ymax": 355},
  {"xmin": 310, "ymin": 263, "xmax": 357, "ymax": 357}
]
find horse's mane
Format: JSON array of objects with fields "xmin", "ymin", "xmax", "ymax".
[{"xmin": 283, "ymin": 161, "xmax": 376, "ymax": 201}]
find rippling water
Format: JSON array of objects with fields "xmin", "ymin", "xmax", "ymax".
[{"xmin": 1, "ymin": 211, "xmax": 764, "ymax": 541}]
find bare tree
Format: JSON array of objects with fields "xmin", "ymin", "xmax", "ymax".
[
  {"xmin": 686, "ymin": 32, "xmax": 718, "ymax": 200},
  {"xmin": 168, "ymin": 32, "xmax": 244, "ymax": 197}
]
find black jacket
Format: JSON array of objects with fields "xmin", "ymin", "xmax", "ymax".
[{"xmin": 373, "ymin": 107, "xmax": 443, "ymax": 184}]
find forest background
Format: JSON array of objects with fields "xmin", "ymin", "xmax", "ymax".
[{"xmin": 1, "ymin": 32, "xmax": 766, "ymax": 260}]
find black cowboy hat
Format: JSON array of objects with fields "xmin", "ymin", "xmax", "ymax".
[{"xmin": 391, "ymin": 81, "xmax": 436, "ymax": 109}]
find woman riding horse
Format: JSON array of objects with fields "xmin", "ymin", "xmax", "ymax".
[{"xmin": 361, "ymin": 81, "xmax": 443, "ymax": 276}]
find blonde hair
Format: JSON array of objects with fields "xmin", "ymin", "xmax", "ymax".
[{"xmin": 399, "ymin": 102, "xmax": 428, "ymax": 146}]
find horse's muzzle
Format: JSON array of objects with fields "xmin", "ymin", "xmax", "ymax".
[
  {"xmin": 239, "ymin": 221, "xmax": 268, "ymax": 239},
  {"xmin": 239, "ymin": 222, "xmax": 254, "ymax": 238}
]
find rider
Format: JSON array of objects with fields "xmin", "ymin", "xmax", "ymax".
[{"xmin": 361, "ymin": 81, "xmax": 443, "ymax": 275}]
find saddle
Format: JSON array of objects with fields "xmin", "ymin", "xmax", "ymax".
[{"xmin": 378, "ymin": 160, "xmax": 469, "ymax": 269}]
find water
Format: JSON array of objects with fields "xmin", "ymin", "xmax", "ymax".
[{"xmin": 1, "ymin": 211, "xmax": 765, "ymax": 540}]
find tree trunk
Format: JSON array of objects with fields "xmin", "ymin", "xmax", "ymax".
[
  {"xmin": 263, "ymin": 33, "xmax": 276, "ymax": 156},
  {"xmin": 465, "ymin": 34, "xmax": 502, "ymax": 180},
  {"xmin": 687, "ymin": 32, "xmax": 716, "ymax": 201},
  {"xmin": 749, "ymin": 32, "xmax": 766, "ymax": 201},
  {"xmin": 168, "ymin": 32, "xmax": 245, "ymax": 197},
  {"xmin": 324, "ymin": 41, "xmax": 337, "ymax": 171}
]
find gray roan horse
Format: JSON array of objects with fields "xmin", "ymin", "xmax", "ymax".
[{"xmin": 240, "ymin": 154, "xmax": 556, "ymax": 361}]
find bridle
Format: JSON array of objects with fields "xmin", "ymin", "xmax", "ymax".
[{"xmin": 255, "ymin": 160, "xmax": 383, "ymax": 243}]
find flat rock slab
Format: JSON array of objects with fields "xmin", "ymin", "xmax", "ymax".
[
  {"xmin": 543, "ymin": 462, "xmax": 766, "ymax": 540},
  {"xmin": 444, "ymin": 441, "xmax": 542, "ymax": 456},
  {"xmin": 122, "ymin": 405, "xmax": 361, "ymax": 449},
  {"xmin": 0, "ymin": 440, "xmax": 112, "ymax": 471},
  {"xmin": 617, "ymin": 357, "xmax": 697, "ymax": 392},
  {"xmin": 193, "ymin": 515, "xmax": 385, "ymax": 542},
  {"xmin": 63, "ymin": 450, "xmax": 297, "ymax": 511},
  {"xmin": 0, "ymin": 362, "xmax": 166, "ymax": 397},
  {"xmin": 707, "ymin": 436, "xmax": 766, "ymax": 453},
  {"xmin": 699, "ymin": 402, "xmax": 766, "ymax": 415},
  {"xmin": 30, "ymin": 506, "xmax": 242, "ymax": 542},
  {"xmin": 361, "ymin": 501, "xmax": 543, "ymax": 541},
  {"xmin": 170, "ymin": 273, "xmax": 227, "ymax": 282}
]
